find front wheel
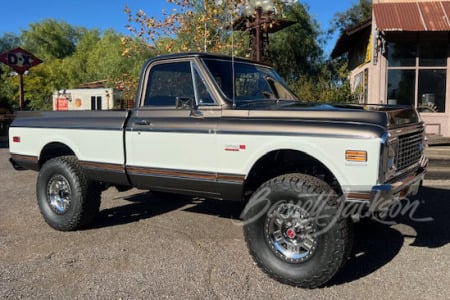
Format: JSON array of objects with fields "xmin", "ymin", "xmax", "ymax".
[
  {"xmin": 241, "ymin": 173, "xmax": 352, "ymax": 288},
  {"xmin": 36, "ymin": 156, "xmax": 101, "ymax": 231}
]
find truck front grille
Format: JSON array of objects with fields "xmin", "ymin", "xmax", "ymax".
[{"xmin": 396, "ymin": 130, "xmax": 424, "ymax": 172}]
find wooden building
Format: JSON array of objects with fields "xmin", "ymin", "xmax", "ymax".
[{"xmin": 332, "ymin": 0, "xmax": 450, "ymax": 137}]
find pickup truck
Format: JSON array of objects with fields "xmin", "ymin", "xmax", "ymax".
[{"xmin": 9, "ymin": 52, "xmax": 428, "ymax": 288}]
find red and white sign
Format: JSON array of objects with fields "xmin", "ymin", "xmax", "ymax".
[
  {"xmin": 55, "ymin": 98, "xmax": 68, "ymax": 111},
  {"xmin": 0, "ymin": 47, "xmax": 42, "ymax": 74}
]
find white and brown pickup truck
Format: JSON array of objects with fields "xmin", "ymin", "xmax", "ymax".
[{"xmin": 9, "ymin": 53, "xmax": 428, "ymax": 288}]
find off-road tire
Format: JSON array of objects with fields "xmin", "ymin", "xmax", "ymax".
[
  {"xmin": 241, "ymin": 173, "xmax": 352, "ymax": 288},
  {"xmin": 36, "ymin": 156, "xmax": 101, "ymax": 231}
]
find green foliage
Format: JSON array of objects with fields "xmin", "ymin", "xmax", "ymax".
[
  {"xmin": 24, "ymin": 62, "xmax": 58, "ymax": 110},
  {"xmin": 125, "ymin": 0, "xmax": 332, "ymax": 102},
  {"xmin": 323, "ymin": 0, "xmax": 372, "ymax": 103},
  {"xmin": 267, "ymin": 2, "xmax": 359, "ymax": 103},
  {"xmin": 0, "ymin": 22, "xmax": 153, "ymax": 110},
  {"xmin": 0, "ymin": 1, "xmax": 373, "ymax": 110},
  {"xmin": 63, "ymin": 29, "xmax": 102, "ymax": 86},
  {"xmin": 330, "ymin": 0, "xmax": 372, "ymax": 35},
  {"xmin": 0, "ymin": 33, "xmax": 21, "ymax": 109},
  {"xmin": 125, "ymin": 0, "xmax": 247, "ymax": 55},
  {"xmin": 0, "ymin": 33, "xmax": 21, "ymax": 53},
  {"xmin": 268, "ymin": 3, "xmax": 323, "ymax": 80},
  {"xmin": 21, "ymin": 19, "xmax": 79, "ymax": 60},
  {"xmin": 0, "ymin": 73, "xmax": 18, "ymax": 110},
  {"xmin": 290, "ymin": 59, "xmax": 352, "ymax": 103}
]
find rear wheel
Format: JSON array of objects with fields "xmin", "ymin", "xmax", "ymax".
[
  {"xmin": 36, "ymin": 156, "xmax": 101, "ymax": 231},
  {"xmin": 242, "ymin": 173, "xmax": 352, "ymax": 288}
]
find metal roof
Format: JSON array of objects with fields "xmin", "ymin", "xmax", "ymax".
[{"xmin": 374, "ymin": 1, "xmax": 450, "ymax": 31}]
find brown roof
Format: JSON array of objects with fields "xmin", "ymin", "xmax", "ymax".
[
  {"xmin": 78, "ymin": 80, "xmax": 108, "ymax": 89},
  {"xmin": 374, "ymin": 1, "xmax": 450, "ymax": 31}
]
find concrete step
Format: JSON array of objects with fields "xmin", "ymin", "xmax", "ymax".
[
  {"xmin": 426, "ymin": 135, "xmax": 450, "ymax": 146},
  {"xmin": 424, "ymin": 151, "xmax": 450, "ymax": 179},
  {"xmin": 425, "ymin": 166, "xmax": 450, "ymax": 180},
  {"xmin": 425, "ymin": 145, "xmax": 450, "ymax": 162},
  {"xmin": 425, "ymin": 146, "xmax": 450, "ymax": 154}
]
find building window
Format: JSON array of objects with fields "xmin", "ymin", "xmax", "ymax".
[
  {"xmin": 353, "ymin": 68, "xmax": 369, "ymax": 104},
  {"xmin": 387, "ymin": 69, "xmax": 415, "ymax": 105},
  {"xmin": 387, "ymin": 39, "xmax": 447, "ymax": 113}
]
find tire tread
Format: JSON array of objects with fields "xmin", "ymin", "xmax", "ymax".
[
  {"xmin": 37, "ymin": 156, "xmax": 101, "ymax": 231},
  {"xmin": 243, "ymin": 173, "xmax": 352, "ymax": 288}
]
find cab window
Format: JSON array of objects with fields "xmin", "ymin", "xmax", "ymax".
[{"xmin": 144, "ymin": 61, "xmax": 214, "ymax": 107}]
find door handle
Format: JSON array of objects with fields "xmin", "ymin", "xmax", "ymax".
[{"xmin": 135, "ymin": 120, "xmax": 151, "ymax": 126}]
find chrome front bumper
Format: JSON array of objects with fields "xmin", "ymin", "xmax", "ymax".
[{"xmin": 345, "ymin": 155, "xmax": 428, "ymax": 213}]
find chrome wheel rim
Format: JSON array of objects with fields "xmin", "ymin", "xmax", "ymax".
[
  {"xmin": 265, "ymin": 201, "xmax": 317, "ymax": 263},
  {"xmin": 47, "ymin": 175, "xmax": 71, "ymax": 214}
]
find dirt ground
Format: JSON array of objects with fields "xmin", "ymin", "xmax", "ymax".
[{"xmin": 1, "ymin": 146, "xmax": 449, "ymax": 299}]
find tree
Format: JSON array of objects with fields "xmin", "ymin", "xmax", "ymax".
[
  {"xmin": 0, "ymin": 73, "xmax": 17, "ymax": 110},
  {"xmin": 21, "ymin": 19, "xmax": 80, "ymax": 60},
  {"xmin": 124, "ymin": 0, "xmax": 343, "ymax": 102},
  {"xmin": 125, "ymin": 1, "xmax": 309, "ymax": 58},
  {"xmin": 330, "ymin": 0, "xmax": 372, "ymax": 35},
  {"xmin": 85, "ymin": 30, "xmax": 155, "ymax": 102},
  {"xmin": 23, "ymin": 61, "xmax": 60, "ymax": 110},
  {"xmin": 0, "ymin": 33, "xmax": 22, "ymax": 110},
  {"xmin": 0, "ymin": 33, "xmax": 21, "ymax": 53},
  {"xmin": 0, "ymin": 20, "xmax": 154, "ymax": 110},
  {"xmin": 0, "ymin": 19, "xmax": 155, "ymax": 111},
  {"xmin": 306, "ymin": 0, "xmax": 373, "ymax": 103},
  {"xmin": 124, "ymin": 0, "xmax": 328, "ymax": 99},
  {"xmin": 63, "ymin": 29, "xmax": 102, "ymax": 86},
  {"xmin": 268, "ymin": 2, "xmax": 323, "ymax": 80},
  {"xmin": 290, "ymin": 57, "xmax": 351, "ymax": 103},
  {"xmin": 125, "ymin": 0, "xmax": 247, "ymax": 55}
]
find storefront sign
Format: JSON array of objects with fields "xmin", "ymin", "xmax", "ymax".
[
  {"xmin": 55, "ymin": 98, "xmax": 68, "ymax": 111},
  {"xmin": 0, "ymin": 47, "xmax": 42, "ymax": 74}
]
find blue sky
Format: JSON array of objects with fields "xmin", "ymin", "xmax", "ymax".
[{"xmin": 0, "ymin": 0, "xmax": 354, "ymax": 55}]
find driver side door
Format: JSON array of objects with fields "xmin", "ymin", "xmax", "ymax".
[{"xmin": 125, "ymin": 59, "xmax": 222, "ymax": 197}]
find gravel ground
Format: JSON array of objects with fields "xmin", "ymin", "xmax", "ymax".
[{"xmin": 1, "ymin": 146, "xmax": 449, "ymax": 299}]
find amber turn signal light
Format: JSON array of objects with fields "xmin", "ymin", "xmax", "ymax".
[{"xmin": 346, "ymin": 150, "xmax": 367, "ymax": 162}]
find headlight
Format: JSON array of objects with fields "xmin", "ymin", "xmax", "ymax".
[{"xmin": 386, "ymin": 138, "xmax": 399, "ymax": 180}]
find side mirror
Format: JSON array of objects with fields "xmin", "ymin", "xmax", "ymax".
[
  {"xmin": 190, "ymin": 109, "xmax": 204, "ymax": 119},
  {"xmin": 176, "ymin": 97, "xmax": 194, "ymax": 110}
]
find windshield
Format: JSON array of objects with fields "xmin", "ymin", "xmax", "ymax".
[{"xmin": 202, "ymin": 58, "xmax": 298, "ymax": 103}]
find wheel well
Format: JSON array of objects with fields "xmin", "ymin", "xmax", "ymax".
[
  {"xmin": 39, "ymin": 143, "xmax": 75, "ymax": 168},
  {"xmin": 243, "ymin": 149, "xmax": 341, "ymax": 199}
]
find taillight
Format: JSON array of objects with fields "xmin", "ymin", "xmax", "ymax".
[{"xmin": 12, "ymin": 136, "xmax": 21, "ymax": 143}]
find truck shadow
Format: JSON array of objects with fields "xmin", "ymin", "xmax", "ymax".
[
  {"xmin": 328, "ymin": 220, "xmax": 404, "ymax": 286},
  {"xmin": 90, "ymin": 191, "xmax": 194, "ymax": 229},
  {"xmin": 0, "ymin": 141, "xmax": 9, "ymax": 149},
  {"xmin": 89, "ymin": 185, "xmax": 449, "ymax": 286},
  {"xmin": 90, "ymin": 191, "xmax": 245, "ymax": 230},
  {"xmin": 394, "ymin": 186, "xmax": 450, "ymax": 249},
  {"xmin": 329, "ymin": 185, "xmax": 450, "ymax": 286}
]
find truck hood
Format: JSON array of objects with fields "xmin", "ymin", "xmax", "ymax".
[{"xmin": 233, "ymin": 100, "xmax": 421, "ymax": 129}]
